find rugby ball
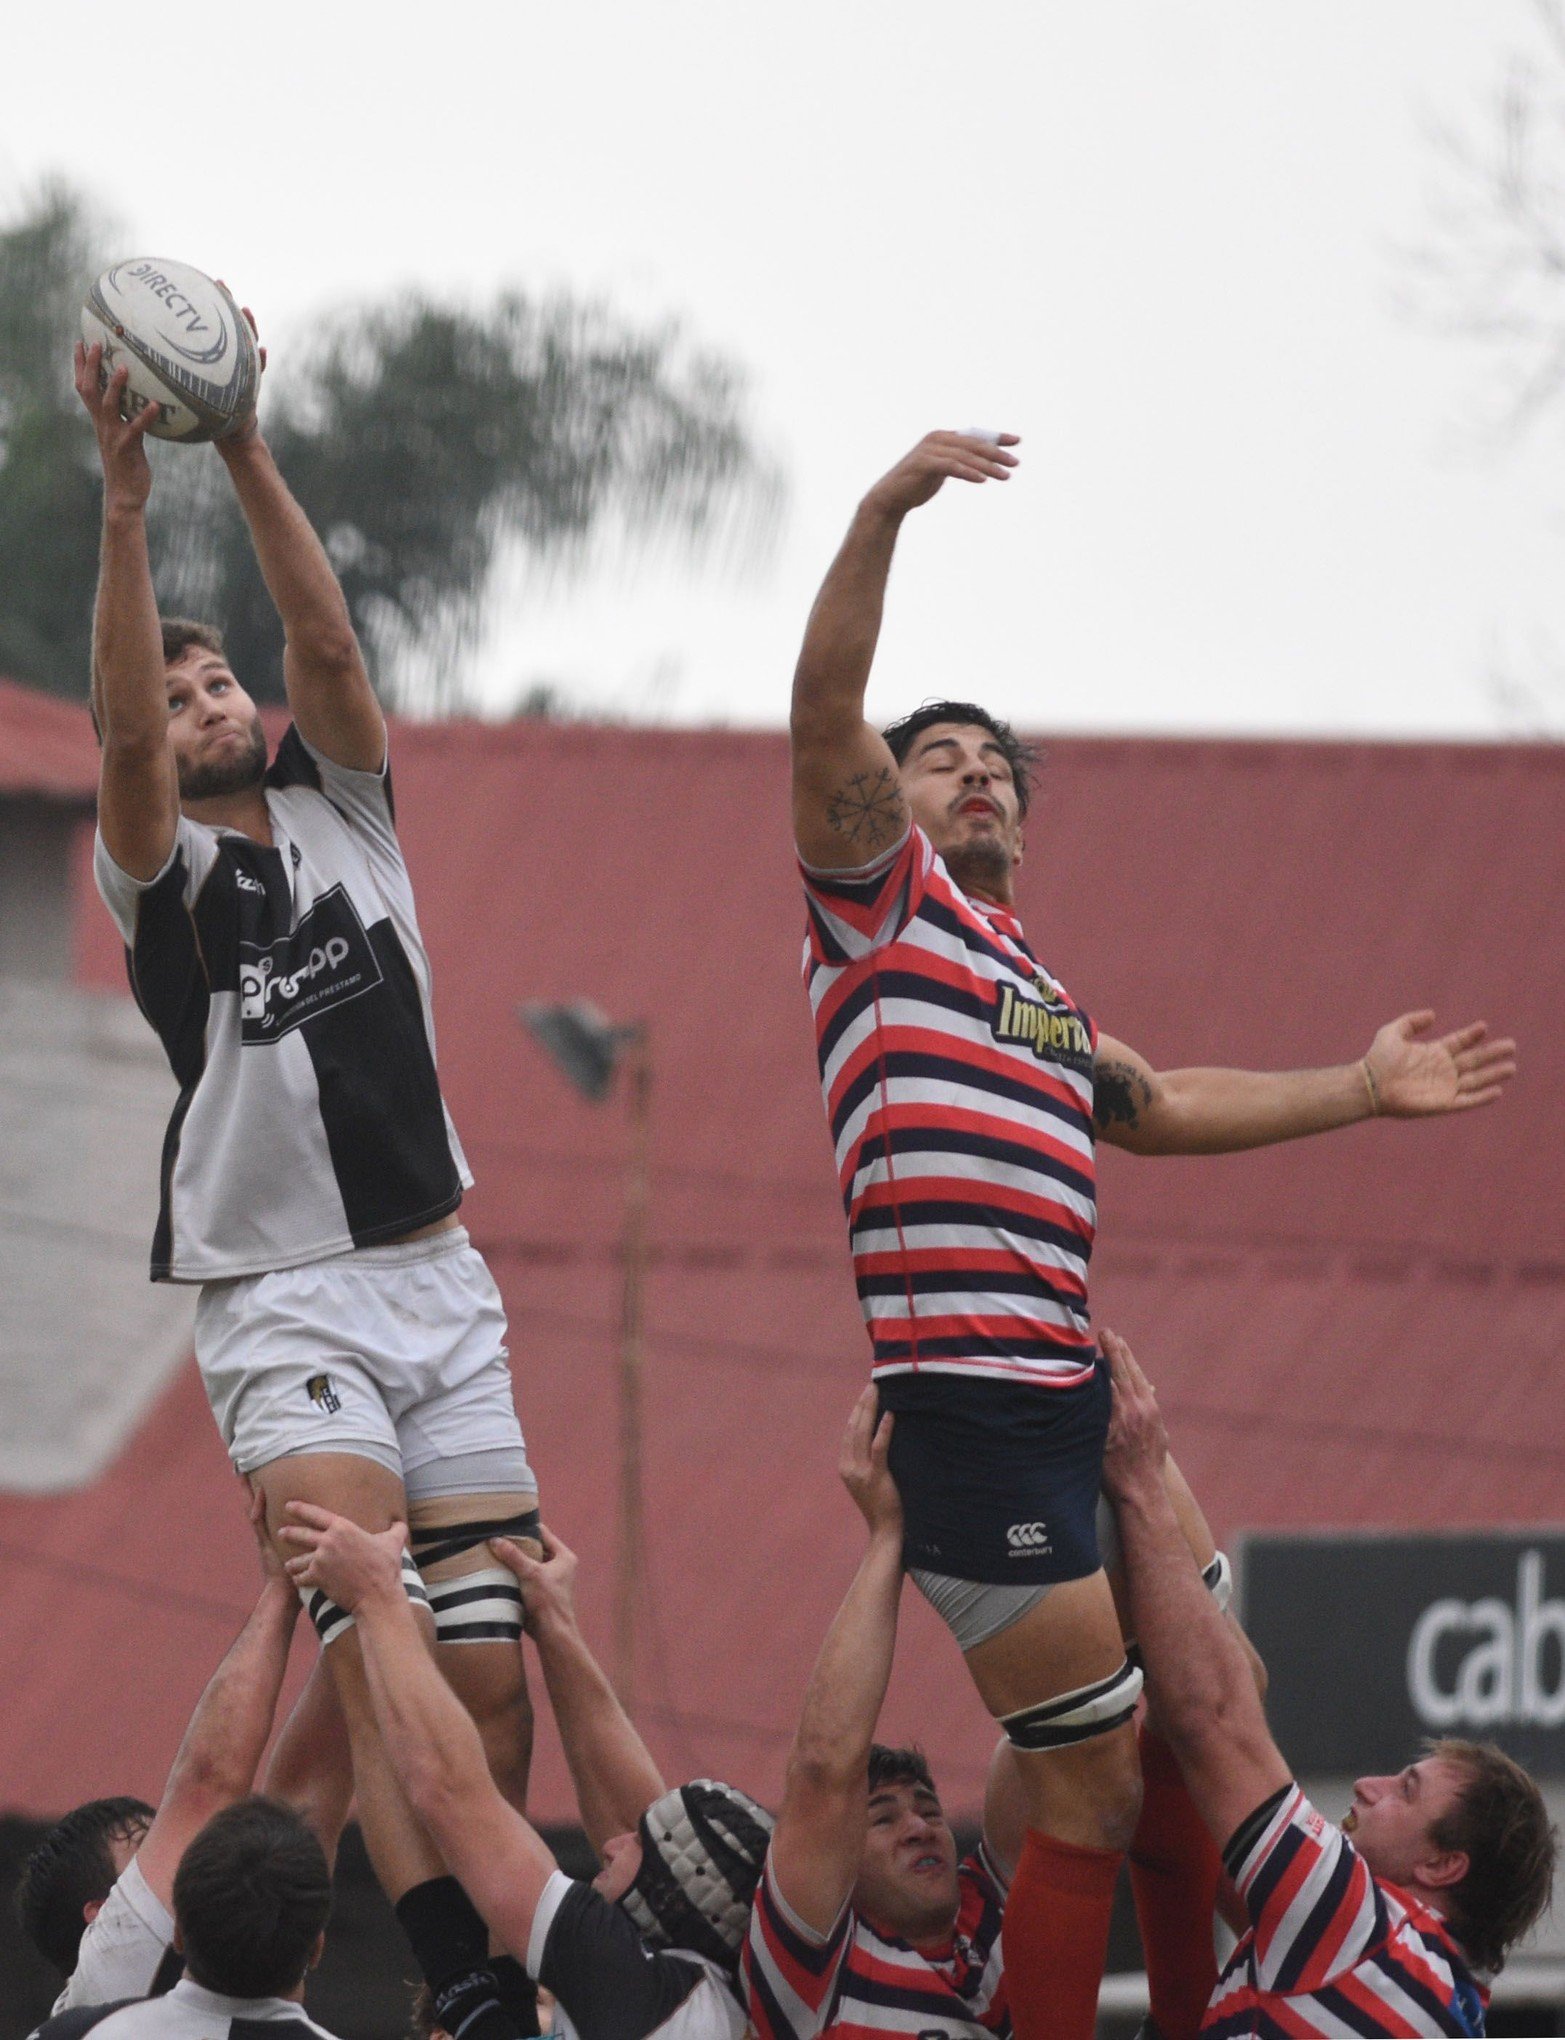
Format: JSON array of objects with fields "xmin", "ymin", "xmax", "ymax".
[{"xmin": 82, "ymin": 258, "xmax": 260, "ymax": 443}]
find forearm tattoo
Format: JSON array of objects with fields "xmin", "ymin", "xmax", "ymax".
[
  {"xmin": 1093, "ymin": 1057, "xmax": 1154, "ymax": 1133},
  {"xmin": 825, "ymin": 767, "xmax": 905, "ymax": 851}
]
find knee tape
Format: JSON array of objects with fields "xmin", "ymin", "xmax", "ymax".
[
  {"xmin": 1000, "ymin": 1655, "xmax": 1144, "ymax": 1751},
  {"xmin": 1202, "ymin": 1549, "xmax": 1234, "ymax": 1615},
  {"xmin": 408, "ymin": 1508, "xmax": 541, "ymax": 1574},
  {"xmin": 302, "ymin": 1548, "xmax": 430, "ymax": 1648},
  {"xmin": 409, "ymin": 1510, "xmax": 538, "ymax": 1645},
  {"xmin": 424, "ymin": 1567, "xmax": 526, "ymax": 1645}
]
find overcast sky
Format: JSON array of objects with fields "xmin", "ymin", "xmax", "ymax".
[{"xmin": 7, "ymin": 2, "xmax": 1565, "ymax": 737}]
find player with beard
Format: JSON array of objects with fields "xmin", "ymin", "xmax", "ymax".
[
  {"xmin": 789, "ymin": 430, "xmax": 1518, "ymax": 2040},
  {"xmin": 75, "ymin": 335, "xmax": 542, "ymax": 2040}
]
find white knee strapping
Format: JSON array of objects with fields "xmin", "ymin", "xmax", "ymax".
[
  {"xmin": 425, "ymin": 1565, "xmax": 525, "ymax": 1644},
  {"xmin": 302, "ymin": 1548, "xmax": 431, "ymax": 1647},
  {"xmin": 1000, "ymin": 1655, "xmax": 1145, "ymax": 1751},
  {"xmin": 1202, "ymin": 1550, "xmax": 1234, "ymax": 1615}
]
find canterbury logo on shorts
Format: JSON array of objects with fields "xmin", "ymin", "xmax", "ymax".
[{"xmin": 1006, "ymin": 1520, "xmax": 1052, "ymax": 1554}]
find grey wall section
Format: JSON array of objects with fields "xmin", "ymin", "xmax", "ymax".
[
  {"xmin": 0, "ymin": 976, "xmax": 195, "ymax": 1492},
  {"xmin": 0, "ymin": 800, "xmax": 78, "ymax": 982}
]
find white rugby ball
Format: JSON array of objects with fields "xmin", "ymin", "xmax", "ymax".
[{"xmin": 82, "ymin": 258, "xmax": 260, "ymax": 443}]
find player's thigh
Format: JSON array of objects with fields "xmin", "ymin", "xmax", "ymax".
[
  {"xmin": 964, "ymin": 1566, "xmax": 1127, "ymax": 1716},
  {"xmin": 254, "ymin": 1449, "xmax": 409, "ymax": 1547},
  {"xmin": 1099, "ymin": 1449, "xmax": 1215, "ymax": 1634}
]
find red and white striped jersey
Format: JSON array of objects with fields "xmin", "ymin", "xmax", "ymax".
[
  {"xmin": 742, "ymin": 1845, "xmax": 1009, "ymax": 2040},
  {"xmin": 1205, "ymin": 1785, "xmax": 1489, "ymax": 2038},
  {"xmin": 803, "ymin": 826, "xmax": 1098, "ymax": 1388}
]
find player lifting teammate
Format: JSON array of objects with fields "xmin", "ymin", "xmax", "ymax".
[
  {"xmin": 75, "ymin": 328, "xmax": 543, "ymax": 2038},
  {"xmin": 788, "ymin": 429, "xmax": 1518, "ymax": 2040}
]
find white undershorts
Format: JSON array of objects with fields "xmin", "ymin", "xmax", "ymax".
[{"xmin": 194, "ymin": 1226, "xmax": 535, "ymax": 1500}]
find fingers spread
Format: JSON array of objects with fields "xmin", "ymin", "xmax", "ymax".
[{"xmin": 1441, "ymin": 1021, "xmax": 1489, "ymax": 1054}]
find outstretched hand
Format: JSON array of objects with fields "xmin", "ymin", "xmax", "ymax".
[
  {"xmin": 1364, "ymin": 1012, "xmax": 1517, "ymax": 1118},
  {"xmin": 1100, "ymin": 1328, "xmax": 1168, "ymax": 1503},
  {"xmin": 73, "ymin": 341, "xmax": 160, "ymax": 509},
  {"xmin": 862, "ymin": 430, "xmax": 1020, "ymax": 521},
  {"xmin": 840, "ymin": 1386, "xmax": 901, "ymax": 1538},
  {"xmin": 280, "ymin": 1502, "xmax": 407, "ymax": 1614},
  {"xmin": 488, "ymin": 1523, "xmax": 578, "ymax": 1637}
]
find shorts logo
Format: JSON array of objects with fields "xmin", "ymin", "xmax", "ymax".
[
  {"xmin": 1006, "ymin": 1520, "xmax": 1052, "ymax": 1555},
  {"xmin": 238, "ymin": 884, "xmax": 384, "ymax": 1043},
  {"xmin": 306, "ymin": 1374, "xmax": 343, "ymax": 1414}
]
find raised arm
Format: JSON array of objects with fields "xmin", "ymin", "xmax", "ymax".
[
  {"xmin": 215, "ymin": 313, "xmax": 384, "ymax": 772},
  {"xmin": 1099, "ymin": 1331, "xmax": 1289, "ymax": 1848},
  {"xmin": 769, "ymin": 1391, "xmax": 905, "ymax": 1936},
  {"xmin": 132, "ymin": 1489, "xmax": 301, "ymax": 1908},
  {"xmin": 488, "ymin": 1529, "xmax": 665, "ymax": 1853},
  {"xmin": 75, "ymin": 345, "xmax": 180, "ymax": 882},
  {"xmin": 282, "ymin": 1504, "xmax": 557, "ymax": 1959},
  {"xmin": 792, "ymin": 432, "xmax": 1017, "ymax": 869},
  {"xmin": 1092, "ymin": 1011, "xmax": 1516, "ymax": 1156}
]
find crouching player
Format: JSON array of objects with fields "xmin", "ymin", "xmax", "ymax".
[{"xmin": 1100, "ymin": 1328, "xmax": 1557, "ymax": 2038}]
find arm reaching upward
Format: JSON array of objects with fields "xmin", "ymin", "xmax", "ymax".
[
  {"xmin": 215, "ymin": 310, "xmax": 384, "ymax": 773},
  {"xmin": 75, "ymin": 344, "xmax": 179, "ymax": 882},
  {"xmin": 1093, "ymin": 1012, "xmax": 1516, "ymax": 1155},
  {"xmin": 792, "ymin": 432, "xmax": 1018, "ymax": 869},
  {"xmin": 768, "ymin": 1390, "xmax": 905, "ymax": 1936},
  {"xmin": 132, "ymin": 1487, "xmax": 301, "ymax": 1909},
  {"xmin": 489, "ymin": 1528, "xmax": 666, "ymax": 1852},
  {"xmin": 1099, "ymin": 1331, "xmax": 1290, "ymax": 1849},
  {"xmin": 282, "ymin": 1504, "xmax": 558, "ymax": 1961}
]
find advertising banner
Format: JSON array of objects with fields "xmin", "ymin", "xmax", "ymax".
[{"xmin": 1238, "ymin": 1530, "xmax": 1565, "ymax": 1777}]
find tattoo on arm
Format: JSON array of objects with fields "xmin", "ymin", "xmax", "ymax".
[
  {"xmin": 1093, "ymin": 1057, "xmax": 1154, "ymax": 1133},
  {"xmin": 825, "ymin": 768, "xmax": 905, "ymax": 852}
]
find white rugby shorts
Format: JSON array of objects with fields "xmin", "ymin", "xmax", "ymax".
[{"xmin": 194, "ymin": 1226, "xmax": 534, "ymax": 1498}]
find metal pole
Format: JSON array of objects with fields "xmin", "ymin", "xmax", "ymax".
[{"xmin": 614, "ymin": 1027, "xmax": 651, "ymax": 1715}]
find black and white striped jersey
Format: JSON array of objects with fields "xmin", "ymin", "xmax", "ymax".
[
  {"xmin": 528, "ymin": 1871, "xmax": 748, "ymax": 2040},
  {"xmin": 94, "ymin": 726, "xmax": 472, "ymax": 1283},
  {"xmin": 30, "ymin": 1979, "xmax": 339, "ymax": 2040}
]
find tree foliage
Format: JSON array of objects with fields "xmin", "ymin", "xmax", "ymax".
[
  {"xmin": 1402, "ymin": 0, "xmax": 1565, "ymax": 439},
  {"xmin": 0, "ymin": 182, "xmax": 777, "ymax": 710}
]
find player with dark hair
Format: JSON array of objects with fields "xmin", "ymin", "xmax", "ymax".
[
  {"xmin": 20, "ymin": 1492, "xmax": 304, "ymax": 2009},
  {"xmin": 28, "ymin": 1798, "xmax": 339, "ymax": 2040},
  {"xmin": 74, "ymin": 324, "xmax": 539, "ymax": 2038},
  {"xmin": 788, "ymin": 430, "xmax": 1518, "ymax": 2040},
  {"xmin": 282, "ymin": 1504, "xmax": 772, "ymax": 2040},
  {"xmin": 1100, "ymin": 1326, "xmax": 1557, "ymax": 2036},
  {"xmin": 744, "ymin": 1391, "xmax": 1023, "ymax": 2040}
]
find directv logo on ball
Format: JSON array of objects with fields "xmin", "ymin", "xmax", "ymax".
[{"xmin": 116, "ymin": 260, "xmax": 231, "ymax": 367}]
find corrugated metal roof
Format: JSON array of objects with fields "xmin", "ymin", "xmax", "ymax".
[{"xmin": 3, "ymin": 696, "xmax": 1562, "ymax": 1819}]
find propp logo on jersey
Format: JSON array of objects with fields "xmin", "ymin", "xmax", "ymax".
[
  {"xmin": 238, "ymin": 884, "xmax": 383, "ymax": 1043},
  {"xmin": 1006, "ymin": 1520, "xmax": 1052, "ymax": 1556},
  {"xmin": 991, "ymin": 981, "xmax": 1093, "ymax": 1073}
]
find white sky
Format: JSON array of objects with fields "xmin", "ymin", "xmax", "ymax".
[{"xmin": 7, "ymin": 1, "xmax": 1565, "ymax": 736}]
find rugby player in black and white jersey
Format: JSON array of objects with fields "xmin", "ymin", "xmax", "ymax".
[
  {"xmin": 74, "ymin": 333, "xmax": 542, "ymax": 2038},
  {"xmin": 28, "ymin": 1799, "xmax": 341, "ymax": 2040},
  {"xmin": 789, "ymin": 429, "xmax": 1520, "ymax": 2040},
  {"xmin": 281, "ymin": 1506, "xmax": 773, "ymax": 2040}
]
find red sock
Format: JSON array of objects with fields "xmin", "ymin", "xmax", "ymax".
[
  {"xmin": 1002, "ymin": 1827, "xmax": 1122, "ymax": 2040},
  {"xmin": 1128, "ymin": 1727, "xmax": 1221, "ymax": 2040}
]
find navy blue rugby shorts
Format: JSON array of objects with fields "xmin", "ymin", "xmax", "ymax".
[{"xmin": 878, "ymin": 1360, "xmax": 1110, "ymax": 1587}]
